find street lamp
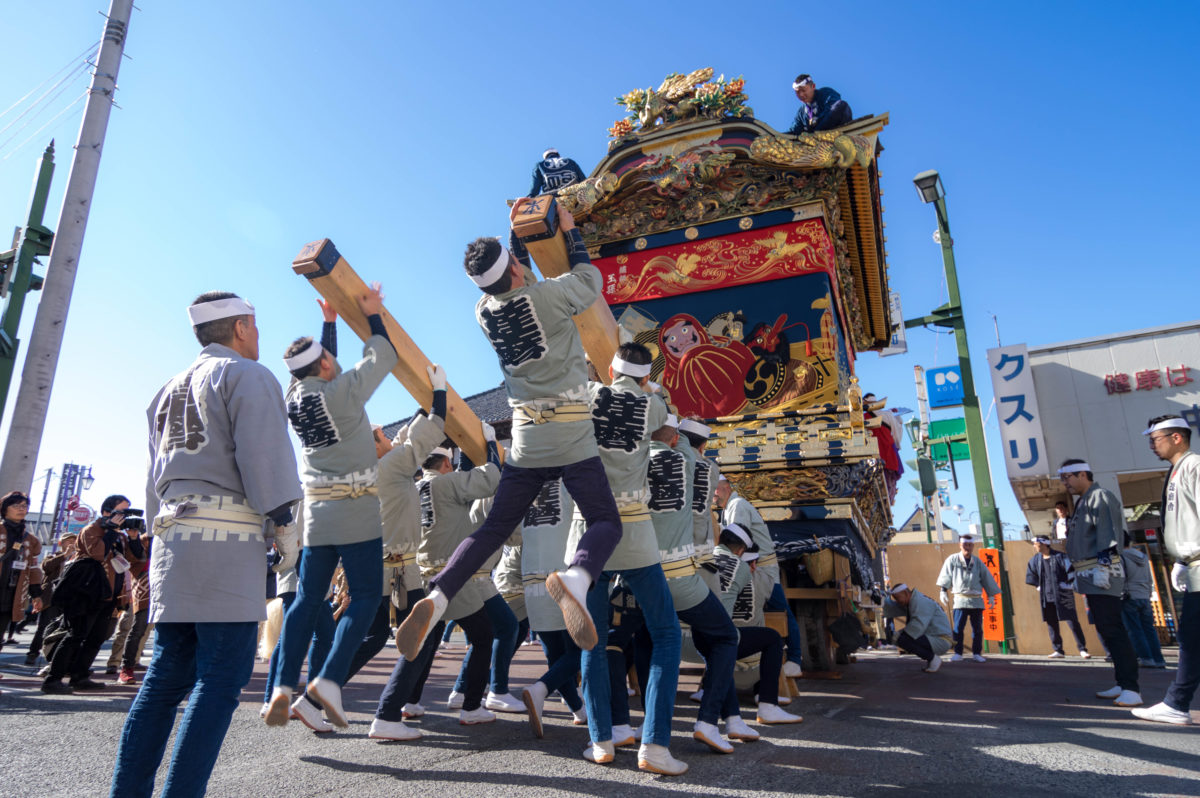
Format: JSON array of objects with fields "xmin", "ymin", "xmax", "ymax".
[
  {"xmin": 904, "ymin": 169, "xmax": 1015, "ymax": 651},
  {"xmin": 80, "ymin": 465, "xmax": 94, "ymax": 490}
]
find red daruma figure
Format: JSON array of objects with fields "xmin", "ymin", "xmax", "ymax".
[{"xmin": 658, "ymin": 313, "xmax": 756, "ymax": 418}]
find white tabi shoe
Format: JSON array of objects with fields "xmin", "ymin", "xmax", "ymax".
[
  {"xmin": 757, "ymin": 702, "xmax": 803, "ymax": 725},
  {"xmin": 972, "ymin": 654, "xmax": 987, "ymax": 663},
  {"xmin": 307, "ymin": 677, "xmax": 348, "ymax": 729},
  {"xmin": 395, "ymin": 589, "xmax": 448, "ymax": 660},
  {"xmin": 1047, "ymin": 651, "xmax": 1065, "ymax": 659},
  {"xmin": 924, "ymin": 655, "xmax": 942, "ymax": 673},
  {"xmin": 401, "ymin": 702, "xmax": 425, "ymax": 719},
  {"xmin": 459, "ymin": 706, "xmax": 497, "ymax": 725},
  {"xmin": 583, "ymin": 740, "xmax": 615, "ymax": 764},
  {"xmin": 446, "ymin": 691, "xmax": 465, "ymax": 709},
  {"xmin": 1079, "ymin": 650, "xmax": 1091, "ymax": 659},
  {"xmin": 264, "ymin": 686, "xmax": 293, "ymax": 727},
  {"xmin": 1131, "ymin": 701, "xmax": 1193, "ymax": 725},
  {"xmin": 724, "ymin": 714, "xmax": 760, "ymax": 742},
  {"xmin": 611, "ymin": 723, "xmax": 640, "ymax": 747},
  {"xmin": 485, "ymin": 691, "xmax": 525, "ymax": 713},
  {"xmin": 368, "ymin": 718, "xmax": 422, "ymax": 741},
  {"xmin": 1113, "ymin": 690, "xmax": 1143, "ymax": 707},
  {"xmin": 546, "ymin": 567, "xmax": 597, "ymax": 651},
  {"xmin": 259, "ymin": 703, "xmax": 269, "ymax": 719},
  {"xmin": 638, "ymin": 743, "xmax": 688, "ymax": 776},
  {"xmin": 1095, "ymin": 685, "xmax": 1122, "ymax": 700},
  {"xmin": 572, "ymin": 707, "xmax": 589, "ymax": 726},
  {"xmin": 291, "ymin": 696, "xmax": 334, "ymax": 733},
  {"xmin": 689, "ymin": 688, "xmax": 704, "ymax": 703},
  {"xmin": 693, "ymin": 721, "xmax": 734, "ymax": 754},
  {"xmin": 949, "ymin": 653, "xmax": 963, "ymax": 663},
  {"xmin": 522, "ymin": 682, "xmax": 548, "ymax": 739},
  {"xmin": 782, "ymin": 661, "xmax": 803, "ymax": 678}
]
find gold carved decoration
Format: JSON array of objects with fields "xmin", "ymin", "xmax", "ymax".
[{"xmin": 750, "ymin": 131, "xmax": 874, "ymax": 170}]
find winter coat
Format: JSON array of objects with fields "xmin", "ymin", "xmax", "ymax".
[
  {"xmin": 1025, "ymin": 550, "xmax": 1078, "ymax": 623},
  {"xmin": 2, "ymin": 520, "xmax": 42, "ymax": 622}
]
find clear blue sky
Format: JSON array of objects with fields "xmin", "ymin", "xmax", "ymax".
[{"xmin": 1, "ymin": 2, "xmax": 1197, "ymax": 528}]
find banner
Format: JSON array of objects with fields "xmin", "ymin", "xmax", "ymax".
[
  {"xmin": 979, "ymin": 547, "xmax": 1005, "ymax": 642},
  {"xmin": 986, "ymin": 344, "xmax": 1050, "ymax": 478}
]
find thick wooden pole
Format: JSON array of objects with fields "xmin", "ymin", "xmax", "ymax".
[
  {"xmin": 292, "ymin": 239, "xmax": 489, "ymax": 465},
  {"xmin": 511, "ymin": 195, "xmax": 619, "ymax": 384}
]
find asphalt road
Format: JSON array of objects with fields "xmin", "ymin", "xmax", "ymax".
[{"xmin": 2, "ymin": 630, "xmax": 1198, "ymax": 798}]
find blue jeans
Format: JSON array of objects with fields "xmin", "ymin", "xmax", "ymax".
[
  {"xmin": 582, "ymin": 564, "xmax": 680, "ymax": 747},
  {"xmin": 1122, "ymin": 597, "xmax": 1165, "ymax": 665},
  {"xmin": 536, "ymin": 630, "xmax": 582, "ymax": 712},
  {"xmin": 345, "ymin": 595, "xmax": 393, "ymax": 682},
  {"xmin": 455, "ymin": 593, "xmax": 519, "ymax": 695},
  {"xmin": 677, "ymin": 591, "xmax": 741, "ymax": 724},
  {"xmin": 953, "ymin": 608, "xmax": 983, "ymax": 655},
  {"xmin": 110, "ymin": 621, "xmax": 257, "ymax": 798},
  {"xmin": 764, "ymin": 582, "xmax": 804, "ymax": 666},
  {"xmin": 262, "ymin": 585, "xmax": 336, "ymax": 703},
  {"xmin": 277, "ymin": 537, "xmax": 383, "ymax": 689}
]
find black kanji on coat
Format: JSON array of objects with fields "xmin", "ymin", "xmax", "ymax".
[
  {"xmin": 591, "ymin": 387, "xmax": 648, "ymax": 452},
  {"xmin": 691, "ymin": 460, "xmax": 712, "ymax": 515},
  {"xmin": 155, "ymin": 365, "xmax": 208, "ymax": 455},
  {"xmin": 524, "ymin": 481, "xmax": 562, "ymax": 528},
  {"xmin": 648, "ymin": 450, "xmax": 686, "ymax": 512},
  {"xmin": 287, "ymin": 392, "xmax": 340, "ymax": 449},
  {"xmin": 417, "ymin": 479, "xmax": 435, "ymax": 529},
  {"xmin": 480, "ymin": 295, "xmax": 547, "ymax": 368}
]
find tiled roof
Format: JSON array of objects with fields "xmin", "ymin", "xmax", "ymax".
[{"xmin": 381, "ymin": 383, "xmax": 511, "ymax": 440}]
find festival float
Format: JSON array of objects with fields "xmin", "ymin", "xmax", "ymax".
[{"xmin": 555, "ymin": 68, "xmax": 896, "ymax": 670}]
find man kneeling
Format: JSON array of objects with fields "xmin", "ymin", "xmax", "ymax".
[{"xmin": 883, "ymin": 584, "xmax": 952, "ymax": 672}]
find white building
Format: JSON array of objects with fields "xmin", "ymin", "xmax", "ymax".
[{"xmin": 988, "ymin": 320, "xmax": 1200, "ymax": 535}]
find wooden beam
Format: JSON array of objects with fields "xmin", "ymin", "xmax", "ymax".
[
  {"xmin": 292, "ymin": 239, "xmax": 489, "ymax": 465},
  {"xmin": 511, "ymin": 195, "xmax": 619, "ymax": 384}
]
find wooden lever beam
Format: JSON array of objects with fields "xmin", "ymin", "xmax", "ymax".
[
  {"xmin": 292, "ymin": 239, "xmax": 489, "ymax": 465},
  {"xmin": 511, "ymin": 195, "xmax": 619, "ymax": 384}
]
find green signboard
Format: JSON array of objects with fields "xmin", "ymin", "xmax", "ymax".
[{"xmin": 929, "ymin": 417, "xmax": 970, "ymax": 461}]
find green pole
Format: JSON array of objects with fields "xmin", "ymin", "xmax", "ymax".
[
  {"xmin": 0, "ymin": 142, "xmax": 56, "ymax": 424},
  {"xmin": 929, "ymin": 193, "xmax": 1016, "ymax": 654}
]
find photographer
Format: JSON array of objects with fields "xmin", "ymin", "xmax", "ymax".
[
  {"xmin": 105, "ymin": 515, "xmax": 151, "ymax": 683},
  {"xmin": 42, "ymin": 495, "xmax": 136, "ymax": 694}
]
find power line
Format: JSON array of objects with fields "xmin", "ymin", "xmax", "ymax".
[
  {"xmin": 2, "ymin": 91, "xmax": 88, "ymax": 161},
  {"xmin": 0, "ymin": 41, "xmax": 98, "ymax": 122},
  {"xmin": 0, "ymin": 58, "xmax": 92, "ymax": 143}
]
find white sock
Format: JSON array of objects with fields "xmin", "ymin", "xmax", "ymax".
[
  {"xmin": 427, "ymin": 588, "xmax": 448, "ymax": 613},
  {"xmin": 560, "ymin": 565, "xmax": 591, "ymax": 604}
]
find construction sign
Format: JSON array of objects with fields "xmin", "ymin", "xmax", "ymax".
[{"xmin": 979, "ymin": 547, "xmax": 1005, "ymax": 642}]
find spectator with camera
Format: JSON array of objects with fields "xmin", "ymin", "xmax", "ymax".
[{"xmin": 42, "ymin": 494, "xmax": 137, "ymax": 694}]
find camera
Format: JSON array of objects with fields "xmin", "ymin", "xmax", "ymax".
[
  {"xmin": 121, "ymin": 516, "xmax": 146, "ymax": 533},
  {"xmin": 100, "ymin": 507, "xmax": 144, "ymax": 531}
]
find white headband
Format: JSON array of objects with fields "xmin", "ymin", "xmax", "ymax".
[
  {"xmin": 742, "ymin": 551, "xmax": 759, "ymax": 562},
  {"xmin": 469, "ymin": 244, "xmax": 512, "ymax": 288},
  {"xmin": 1057, "ymin": 463, "xmax": 1091, "ymax": 475},
  {"xmin": 889, "ymin": 583, "xmax": 909, "ymax": 594},
  {"xmin": 1144, "ymin": 418, "xmax": 1190, "ymax": 435},
  {"xmin": 543, "ymin": 149, "xmax": 558, "ymax": 159},
  {"xmin": 959, "ymin": 534, "xmax": 978, "ymax": 543},
  {"xmin": 718, "ymin": 474, "xmax": 728, "ymax": 483},
  {"xmin": 188, "ymin": 297, "xmax": 255, "ymax": 325},
  {"xmin": 611, "ymin": 355, "xmax": 652, "ymax": 378},
  {"xmin": 723, "ymin": 523, "xmax": 752, "ymax": 549},
  {"xmin": 678, "ymin": 419, "xmax": 711, "ymax": 438},
  {"xmin": 792, "ymin": 77, "xmax": 815, "ymax": 91},
  {"xmin": 429, "ymin": 446, "xmax": 453, "ymax": 461},
  {"xmin": 664, "ymin": 414, "xmax": 679, "ymax": 427},
  {"xmin": 283, "ymin": 339, "xmax": 323, "ymax": 371}
]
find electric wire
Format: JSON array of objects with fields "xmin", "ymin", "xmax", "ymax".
[
  {"xmin": 0, "ymin": 40, "xmax": 99, "ymax": 123},
  {"xmin": 2, "ymin": 91, "xmax": 88, "ymax": 161},
  {"xmin": 0, "ymin": 58, "xmax": 92, "ymax": 144},
  {"xmin": 0, "ymin": 69, "xmax": 91, "ymax": 156}
]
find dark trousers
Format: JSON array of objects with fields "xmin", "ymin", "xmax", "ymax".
[
  {"xmin": 677, "ymin": 592, "xmax": 742, "ymax": 724},
  {"xmin": 952, "ymin": 608, "xmax": 984, "ymax": 655},
  {"xmin": 737, "ymin": 625, "xmax": 784, "ymax": 705},
  {"xmin": 1122, "ymin": 597, "xmax": 1165, "ymax": 665},
  {"xmin": 377, "ymin": 588, "xmax": 443, "ymax": 722},
  {"xmin": 430, "ymin": 457, "xmax": 621, "ymax": 599},
  {"xmin": 535, "ymin": 629, "xmax": 583, "ymax": 712},
  {"xmin": 454, "ymin": 593, "xmax": 519, "ymax": 696},
  {"xmin": 345, "ymin": 595, "xmax": 392, "ymax": 683},
  {"xmin": 1088, "ymin": 593, "xmax": 1139, "ymax": 692},
  {"xmin": 1166, "ymin": 591, "xmax": 1200, "ymax": 712},
  {"xmin": 897, "ymin": 630, "xmax": 935, "ymax": 662},
  {"xmin": 28, "ymin": 605, "xmax": 61, "ymax": 659},
  {"xmin": 1044, "ymin": 604, "xmax": 1088, "ymax": 654},
  {"xmin": 48, "ymin": 601, "xmax": 113, "ymax": 683},
  {"xmin": 450, "ymin": 608, "xmax": 494, "ymax": 711}
]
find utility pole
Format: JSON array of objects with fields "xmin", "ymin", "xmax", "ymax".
[
  {"xmin": 0, "ymin": 143, "xmax": 56, "ymax": 423},
  {"xmin": 0, "ymin": 0, "xmax": 133, "ymax": 492},
  {"xmin": 906, "ymin": 169, "xmax": 1017, "ymax": 653}
]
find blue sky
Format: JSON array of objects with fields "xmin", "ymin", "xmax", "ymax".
[{"xmin": 1, "ymin": 2, "xmax": 1197, "ymax": 528}]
